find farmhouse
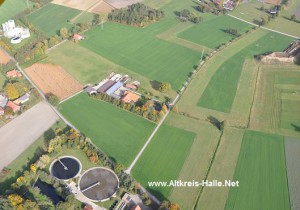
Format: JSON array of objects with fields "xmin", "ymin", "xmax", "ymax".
[
  {"xmin": 213, "ymin": 0, "xmax": 235, "ymax": 10},
  {"xmin": 73, "ymin": 33, "xmax": 84, "ymax": 41},
  {"xmin": 2, "ymin": 20, "xmax": 30, "ymax": 44},
  {"xmin": 6, "ymin": 101, "xmax": 20, "ymax": 112},
  {"xmin": 122, "ymin": 91, "xmax": 140, "ymax": 103},
  {"xmin": 6, "ymin": 69, "xmax": 22, "ymax": 78}
]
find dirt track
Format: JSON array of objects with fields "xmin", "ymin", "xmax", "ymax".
[
  {"xmin": 25, "ymin": 63, "xmax": 83, "ymax": 100},
  {"xmin": 0, "ymin": 101, "xmax": 59, "ymax": 171}
]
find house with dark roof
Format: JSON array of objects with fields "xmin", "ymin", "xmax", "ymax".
[
  {"xmin": 84, "ymin": 86, "xmax": 97, "ymax": 95},
  {"xmin": 97, "ymin": 80, "xmax": 116, "ymax": 93}
]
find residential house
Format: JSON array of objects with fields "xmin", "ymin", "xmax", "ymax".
[
  {"xmin": 6, "ymin": 101, "xmax": 20, "ymax": 112},
  {"xmin": 73, "ymin": 33, "xmax": 84, "ymax": 41},
  {"xmin": 6, "ymin": 70, "xmax": 22, "ymax": 78},
  {"xmin": 122, "ymin": 91, "xmax": 140, "ymax": 103},
  {"xmin": 125, "ymin": 83, "xmax": 137, "ymax": 90}
]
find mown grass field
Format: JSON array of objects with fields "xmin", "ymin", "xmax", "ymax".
[
  {"xmin": 27, "ymin": 3, "xmax": 80, "ymax": 37},
  {"xmin": 59, "ymin": 93, "xmax": 155, "ymax": 166},
  {"xmin": 198, "ymin": 31, "xmax": 294, "ymax": 113},
  {"xmin": 250, "ymin": 64, "xmax": 300, "ymax": 137},
  {"xmin": 164, "ymin": 113, "xmax": 221, "ymax": 209},
  {"xmin": 178, "ymin": 15, "xmax": 252, "ymax": 49},
  {"xmin": 47, "ymin": 42, "xmax": 176, "ymax": 99},
  {"xmin": 80, "ymin": 22, "xmax": 200, "ymax": 91},
  {"xmin": 0, "ymin": 0, "xmax": 33, "ymax": 23},
  {"xmin": 225, "ymin": 130, "xmax": 290, "ymax": 210},
  {"xmin": 132, "ymin": 124, "xmax": 195, "ymax": 200},
  {"xmin": 197, "ymin": 128, "xmax": 244, "ymax": 210}
]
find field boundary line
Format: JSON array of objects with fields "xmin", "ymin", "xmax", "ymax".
[
  {"xmin": 59, "ymin": 90, "xmax": 83, "ymax": 104},
  {"xmin": 227, "ymin": 14, "xmax": 300, "ymax": 39}
]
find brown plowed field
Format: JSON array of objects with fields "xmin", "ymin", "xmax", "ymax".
[
  {"xmin": 0, "ymin": 49, "xmax": 10, "ymax": 64},
  {"xmin": 89, "ymin": 0, "xmax": 115, "ymax": 13},
  {"xmin": 25, "ymin": 63, "xmax": 83, "ymax": 100},
  {"xmin": 52, "ymin": 0, "xmax": 99, "ymax": 11}
]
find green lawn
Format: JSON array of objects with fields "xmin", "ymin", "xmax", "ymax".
[
  {"xmin": 225, "ymin": 130, "xmax": 290, "ymax": 210},
  {"xmin": 132, "ymin": 124, "xmax": 195, "ymax": 200},
  {"xmin": 198, "ymin": 31, "xmax": 294, "ymax": 113},
  {"xmin": 59, "ymin": 93, "xmax": 155, "ymax": 166},
  {"xmin": 0, "ymin": 73, "xmax": 6, "ymax": 90},
  {"xmin": 0, "ymin": 0, "xmax": 33, "ymax": 23},
  {"xmin": 178, "ymin": 15, "xmax": 252, "ymax": 49},
  {"xmin": 27, "ymin": 3, "xmax": 80, "ymax": 37}
]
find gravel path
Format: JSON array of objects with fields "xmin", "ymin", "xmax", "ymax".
[{"xmin": 0, "ymin": 101, "xmax": 59, "ymax": 170}]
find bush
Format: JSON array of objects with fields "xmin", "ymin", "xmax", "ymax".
[{"xmin": 46, "ymin": 93, "xmax": 60, "ymax": 106}]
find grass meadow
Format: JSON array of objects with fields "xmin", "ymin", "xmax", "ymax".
[
  {"xmin": 225, "ymin": 130, "xmax": 290, "ymax": 210},
  {"xmin": 250, "ymin": 64, "xmax": 300, "ymax": 137},
  {"xmin": 27, "ymin": 3, "xmax": 80, "ymax": 37},
  {"xmin": 178, "ymin": 15, "xmax": 252, "ymax": 49},
  {"xmin": 132, "ymin": 124, "xmax": 195, "ymax": 200},
  {"xmin": 0, "ymin": 0, "xmax": 33, "ymax": 23},
  {"xmin": 59, "ymin": 93, "xmax": 155, "ymax": 166},
  {"xmin": 197, "ymin": 31, "xmax": 294, "ymax": 113}
]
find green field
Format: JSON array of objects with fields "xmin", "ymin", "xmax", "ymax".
[
  {"xmin": 0, "ymin": 0, "xmax": 33, "ymax": 23},
  {"xmin": 80, "ymin": 21, "xmax": 200, "ymax": 91},
  {"xmin": 225, "ymin": 130, "xmax": 290, "ymax": 210},
  {"xmin": 178, "ymin": 15, "xmax": 252, "ymax": 49},
  {"xmin": 27, "ymin": 3, "xmax": 80, "ymax": 37},
  {"xmin": 250, "ymin": 64, "xmax": 300, "ymax": 136},
  {"xmin": 59, "ymin": 93, "xmax": 155, "ymax": 166},
  {"xmin": 132, "ymin": 124, "xmax": 195, "ymax": 200},
  {"xmin": 198, "ymin": 31, "xmax": 294, "ymax": 113}
]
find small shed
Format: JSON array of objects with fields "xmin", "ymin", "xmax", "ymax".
[
  {"xmin": 73, "ymin": 34, "xmax": 84, "ymax": 41},
  {"xmin": 84, "ymin": 86, "xmax": 97, "ymax": 95},
  {"xmin": 0, "ymin": 95, "xmax": 8, "ymax": 108}
]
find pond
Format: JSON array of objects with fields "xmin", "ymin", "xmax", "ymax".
[{"xmin": 34, "ymin": 179, "xmax": 64, "ymax": 205}]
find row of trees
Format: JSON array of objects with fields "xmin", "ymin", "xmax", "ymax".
[
  {"xmin": 93, "ymin": 92, "xmax": 168, "ymax": 123},
  {"xmin": 224, "ymin": 28, "xmax": 240, "ymax": 37},
  {"xmin": 108, "ymin": 3, "xmax": 165, "ymax": 27}
]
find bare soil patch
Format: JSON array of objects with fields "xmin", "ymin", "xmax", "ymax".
[
  {"xmin": 295, "ymin": 6, "xmax": 300, "ymax": 18},
  {"xmin": 0, "ymin": 49, "xmax": 10, "ymax": 64},
  {"xmin": 89, "ymin": 0, "xmax": 115, "ymax": 13},
  {"xmin": 51, "ymin": 0, "xmax": 99, "ymax": 11},
  {"xmin": 25, "ymin": 63, "xmax": 83, "ymax": 100},
  {"xmin": 264, "ymin": 0, "xmax": 282, "ymax": 5},
  {"xmin": 104, "ymin": 0, "xmax": 142, "ymax": 9}
]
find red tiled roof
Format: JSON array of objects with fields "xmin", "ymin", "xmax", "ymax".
[
  {"xmin": 122, "ymin": 91, "xmax": 139, "ymax": 103},
  {"xmin": 7, "ymin": 101, "xmax": 20, "ymax": 112},
  {"xmin": 125, "ymin": 84, "xmax": 137, "ymax": 90},
  {"xmin": 6, "ymin": 70, "xmax": 22, "ymax": 78}
]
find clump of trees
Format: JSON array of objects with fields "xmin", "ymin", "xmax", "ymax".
[
  {"xmin": 224, "ymin": 28, "xmax": 240, "ymax": 37},
  {"xmin": 108, "ymin": 3, "xmax": 165, "ymax": 27},
  {"xmin": 46, "ymin": 93, "xmax": 60, "ymax": 106},
  {"xmin": 158, "ymin": 82, "xmax": 171, "ymax": 93},
  {"xmin": 179, "ymin": 9, "xmax": 203, "ymax": 23},
  {"xmin": 159, "ymin": 201, "xmax": 181, "ymax": 210},
  {"xmin": 5, "ymin": 82, "xmax": 28, "ymax": 100}
]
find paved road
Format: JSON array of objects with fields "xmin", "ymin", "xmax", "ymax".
[
  {"xmin": 0, "ymin": 101, "xmax": 59, "ymax": 170},
  {"xmin": 227, "ymin": 14, "xmax": 300, "ymax": 39}
]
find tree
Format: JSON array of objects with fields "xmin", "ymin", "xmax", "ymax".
[
  {"xmin": 100, "ymin": 12, "xmax": 108, "ymax": 30},
  {"xmin": 59, "ymin": 27, "xmax": 68, "ymax": 39},
  {"xmin": 8, "ymin": 194, "xmax": 23, "ymax": 206},
  {"xmin": 260, "ymin": 17, "xmax": 267, "ymax": 26},
  {"xmin": 169, "ymin": 203, "xmax": 180, "ymax": 210},
  {"xmin": 23, "ymin": 200, "xmax": 39, "ymax": 210},
  {"xmin": 180, "ymin": 9, "xmax": 191, "ymax": 18},
  {"xmin": 290, "ymin": 14, "xmax": 296, "ymax": 21},
  {"xmin": 30, "ymin": 164, "xmax": 37, "ymax": 173},
  {"xmin": 159, "ymin": 82, "xmax": 171, "ymax": 93},
  {"xmin": 114, "ymin": 163, "xmax": 124, "ymax": 174},
  {"xmin": 92, "ymin": 14, "xmax": 100, "ymax": 25},
  {"xmin": 5, "ymin": 83, "xmax": 19, "ymax": 100},
  {"xmin": 4, "ymin": 106, "xmax": 14, "ymax": 116},
  {"xmin": 46, "ymin": 93, "xmax": 60, "ymax": 106}
]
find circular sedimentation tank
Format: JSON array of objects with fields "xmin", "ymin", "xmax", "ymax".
[{"xmin": 50, "ymin": 156, "xmax": 82, "ymax": 180}]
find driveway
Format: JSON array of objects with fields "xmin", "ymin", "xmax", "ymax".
[{"xmin": 0, "ymin": 101, "xmax": 59, "ymax": 170}]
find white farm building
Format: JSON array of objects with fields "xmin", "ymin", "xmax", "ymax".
[{"xmin": 2, "ymin": 20, "xmax": 30, "ymax": 44}]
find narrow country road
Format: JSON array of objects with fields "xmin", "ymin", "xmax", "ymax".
[
  {"xmin": 227, "ymin": 14, "xmax": 300, "ymax": 39},
  {"xmin": 0, "ymin": 101, "xmax": 59, "ymax": 171}
]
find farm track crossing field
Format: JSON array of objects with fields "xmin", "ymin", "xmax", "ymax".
[
  {"xmin": 132, "ymin": 124, "xmax": 195, "ymax": 201},
  {"xmin": 80, "ymin": 21, "xmax": 200, "ymax": 91},
  {"xmin": 178, "ymin": 15, "xmax": 252, "ymax": 49},
  {"xmin": 27, "ymin": 3, "xmax": 80, "ymax": 37},
  {"xmin": 284, "ymin": 137, "xmax": 300, "ymax": 210},
  {"xmin": 225, "ymin": 130, "xmax": 290, "ymax": 210},
  {"xmin": 25, "ymin": 63, "xmax": 83, "ymax": 100},
  {"xmin": 59, "ymin": 93, "xmax": 155, "ymax": 166},
  {"xmin": 198, "ymin": 31, "xmax": 294, "ymax": 113}
]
